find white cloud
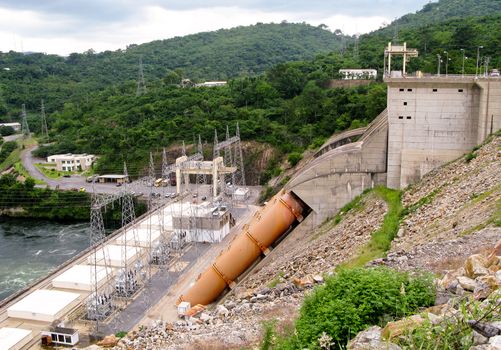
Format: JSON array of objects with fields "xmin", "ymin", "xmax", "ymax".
[{"xmin": 0, "ymin": 5, "xmax": 390, "ymax": 55}]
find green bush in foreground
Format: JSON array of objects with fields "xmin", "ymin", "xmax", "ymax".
[{"xmin": 267, "ymin": 267, "xmax": 435, "ymax": 349}]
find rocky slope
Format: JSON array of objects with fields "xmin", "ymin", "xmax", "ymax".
[{"xmin": 105, "ymin": 134, "xmax": 500, "ymax": 350}]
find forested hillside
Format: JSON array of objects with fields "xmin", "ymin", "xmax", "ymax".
[
  {"xmin": 382, "ymin": 0, "xmax": 501, "ymax": 33},
  {"xmin": 0, "ymin": 22, "xmax": 348, "ymax": 114}
]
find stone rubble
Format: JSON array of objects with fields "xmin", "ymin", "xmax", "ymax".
[{"xmin": 98, "ymin": 136, "xmax": 500, "ymax": 350}]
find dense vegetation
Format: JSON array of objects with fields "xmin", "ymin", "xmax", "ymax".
[
  {"xmin": 1, "ymin": 0, "xmax": 500, "ymax": 182},
  {"xmin": 0, "ymin": 173, "xmax": 90, "ymax": 220},
  {"xmin": 0, "ymin": 141, "xmax": 16, "ymax": 164},
  {"xmin": 261, "ymin": 267, "xmax": 435, "ymax": 349},
  {"xmin": 0, "ymin": 173, "xmax": 147, "ymax": 222},
  {"xmin": 0, "ymin": 23, "xmax": 348, "ymax": 113},
  {"xmin": 382, "ymin": 0, "xmax": 501, "ymax": 34}
]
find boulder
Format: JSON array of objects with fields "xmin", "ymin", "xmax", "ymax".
[
  {"xmin": 465, "ymin": 254, "xmax": 490, "ymax": 279},
  {"xmin": 468, "ymin": 320, "xmax": 501, "ymax": 338},
  {"xmin": 474, "ymin": 275, "xmax": 499, "ymax": 300},
  {"xmin": 488, "ymin": 239, "xmax": 501, "ymax": 261},
  {"xmin": 489, "ymin": 335, "xmax": 501, "ymax": 349},
  {"xmin": 97, "ymin": 334, "xmax": 118, "ymax": 347},
  {"xmin": 347, "ymin": 326, "xmax": 401, "ymax": 350},
  {"xmin": 382, "ymin": 315, "xmax": 425, "ymax": 340},
  {"xmin": 457, "ymin": 276, "xmax": 478, "ymax": 291}
]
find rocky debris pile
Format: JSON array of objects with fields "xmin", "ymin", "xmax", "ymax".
[
  {"xmin": 393, "ymin": 135, "xmax": 500, "ymax": 252},
  {"xmin": 109, "ymin": 282, "xmax": 314, "ymax": 349},
  {"xmin": 238, "ymin": 195, "xmax": 387, "ymax": 291},
  {"xmin": 350, "ymin": 240, "xmax": 501, "ymax": 350},
  {"xmin": 370, "ymin": 228, "xmax": 500, "ymax": 274}
]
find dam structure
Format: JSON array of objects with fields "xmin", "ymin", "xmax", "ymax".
[{"xmin": 286, "ymin": 45, "xmax": 501, "ymax": 226}]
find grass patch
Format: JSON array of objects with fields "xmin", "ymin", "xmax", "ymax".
[
  {"xmin": 268, "ymin": 271, "xmax": 285, "ymax": 288},
  {"xmin": 341, "ymin": 186, "xmax": 403, "ymax": 268},
  {"xmin": 402, "ymin": 187, "xmax": 441, "ymax": 216},
  {"xmin": 332, "ymin": 189, "xmax": 369, "ymax": 225},
  {"xmin": 0, "ymin": 146, "xmax": 20, "ymax": 172},
  {"xmin": 14, "ymin": 162, "xmax": 45, "ymax": 185},
  {"xmin": 35, "ymin": 163, "xmax": 79, "ymax": 179}
]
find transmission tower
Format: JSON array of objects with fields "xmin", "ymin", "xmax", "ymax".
[
  {"xmin": 196, "ymin": 135, "xmax": 207, "ymax": 193},
  {"xmin": 21, "ymin": 104, "xmax": 30, "ymax": 136},
  {"xmin": 224, "ymin": 125, "xmax": 234, "ymax": 186},
  {"xmin": 148, "ymin": 152, "xmax": 156, "ymax": 185},
  {"xmin": 233, "ymin": 123, "xmax": 246, "ymax": 186},
  {"xmin": 136, "ymin": 56, "xmax": 147, "ymax": 96},
  {"xmin": 353, "ymin": 35, "xmax": 359, "ymax": 61},
  {"xmin": 213, "ymin": 129, "xmax": 220, "ymax": 159},
  {"xmin": 88, "ymin": 182, "xmax": 114, "ymax": 331},
  {"xmin": 40, "ymin": 99, "xmax": 48, "ymax": 138},
  {"xmin": 120, "ymin": 162, "xmax": 138, "ymax": 301}
]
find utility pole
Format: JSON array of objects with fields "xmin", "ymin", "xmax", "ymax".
[
  {"xmin": 21, "ymin": 104, "xmax": 30, "ymax": 136},
  {"xmin": 443, "ymin": 51, "xmax": 449, "ymax": 76},
  {"xmin": 233, "ymin": 122, "xmax": 246, "ymax": 187},
  {"xmin": 136, "ymin": 56, "xmax": 147, "ymax": 96},
  {"xmin": 40, "ymin": 99, "xmax": 48, "ymax": 138},
  {"xmin": 476, "ymin": 46, "xmax": 483, "ymax": 77},
  {"xmin": 460, "ymin": 49, "xmax": 466, "ymax": 77},
  {"xmin": 484, "ymin": 57, "xmax": 490, "ymax": 77},
  {"xmin": 436, "ymin": 54, "xmax": 441, "ymax": 77}
]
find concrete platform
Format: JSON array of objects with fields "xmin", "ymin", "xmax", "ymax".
[{"xmin": 7, "ymin": 290, "xmax": 80, "ymax": 323}]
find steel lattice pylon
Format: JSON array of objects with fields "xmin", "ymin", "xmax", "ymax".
[
  {"xmin": 21, "ymin": 104, "xmax": 30, "ymax": 136},
  {"xmin": 88, "ymin": 182, "xmax": 114, "ymax": 330},
  {"xmin": 40, "ymin": 99, "xmax": 49, "ymax": 138},
  {"xmin": 233, "ymin": 122, "xmax": 246, "ymax": 187}
]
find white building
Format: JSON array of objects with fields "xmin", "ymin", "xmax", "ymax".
[
  {"xmin": 0, "ymin": 122, "xmax": 21, "ymax": 131},
  {"xmin": 195, "ymin": 81, "xmax": 227, "ymax": 87},
  {"xmin": 47, "ymin": 154, "xmax": 95, "ymax": 172},
  {"xmin": 339, "ymin": 69, "xmax": 377, "ymax": 80}
]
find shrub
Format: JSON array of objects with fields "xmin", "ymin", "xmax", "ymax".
[
  {"xmin": 0, "ymin": 125, "xmax": 15, "ymax": 136},
  {"xmin": 288, "ymin": 152, "xmax": 303, "ymax": 167},
  {"xmin": 293, "ymin": 267, "xmax": 435, "ymax": 349},
  {"xmin": 465, "ymin": 152, "xmax": 477, "ymax": 162}
]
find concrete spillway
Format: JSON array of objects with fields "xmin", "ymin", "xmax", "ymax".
[{"xmin": 178, "ymin": 191, "xmax": 305, "ymax": 306}]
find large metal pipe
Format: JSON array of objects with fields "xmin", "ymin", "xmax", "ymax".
[{"xmin": 178, "ymin": 190, "xmax": 305, "ymax": 306}]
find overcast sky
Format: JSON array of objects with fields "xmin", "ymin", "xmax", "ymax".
[{"xmin": 0, "ymin": 0, "xmax": 430, "ymax": 55}]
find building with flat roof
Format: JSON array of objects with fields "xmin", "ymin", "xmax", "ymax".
[
  {"xmin": 339, "ymin": 69, "xmax": 377, "ymax": 80},
  {"xmin": 47, "ymin": 153, "xmax": 95, "ymax": 172},
  {"xmin": 0, "ymin": 122, "xmax": 21, "ymax": 131},
  {"xmin": 97, "ymin": 174, "xmax": 129, "ymax": 184}
]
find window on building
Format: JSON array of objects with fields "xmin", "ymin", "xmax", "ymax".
[
  {"xmin": 403, "ymin": 102, "xmax": 407, "ymax": 106},
  {"xmin": 58, "ymin": 334, "xmax": 64, "ymax": 342},
  {"xmin": 398, "ymin": 116, "xmax": 404, "ymax": 119},
  {"xmin": 458, "ymin": 89, "xmax": 463, "ymax": 92},
  {"xmin": 65, "ymin": 336, "xmax": 71, "ymax": 343},
  {"xmin": 406, "ymin": 116, "xmax": 412, "ymax": 119},
  {"xmin": 407, "ymin": 88, "xmax": 412, "ymax": 92},
  {"xmin": 399, "ymin": 88, "xmax": 404, "ymax": 92},
  {"xmin": 433, "ymin": 88, "xmax": 438, "ymax": 92}
]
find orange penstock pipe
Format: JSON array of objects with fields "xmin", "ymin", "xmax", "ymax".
[{"xmin": 177, "ymin": 191, "xmax": 304, "ymax": 306}]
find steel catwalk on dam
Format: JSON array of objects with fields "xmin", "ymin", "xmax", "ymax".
[{"xmin": 178, "ymin": 191, "xmax": 305, "ymax": 306}]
